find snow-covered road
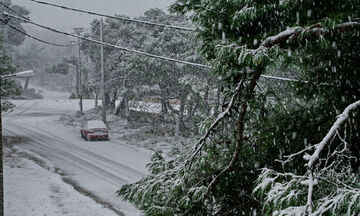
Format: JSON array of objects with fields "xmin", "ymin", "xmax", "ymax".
[{"xmin": 3, "ymin": 98, "xmax": 151, "ymax": 216}]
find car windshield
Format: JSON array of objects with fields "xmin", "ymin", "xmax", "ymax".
[{"xmin": 87, "ymin": 120, "xmax": 106, "ymax": 129}]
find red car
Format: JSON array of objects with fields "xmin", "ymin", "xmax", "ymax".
[{"xmin": 81, "ymin": 120, "xmax": 109, "ymax": 141}]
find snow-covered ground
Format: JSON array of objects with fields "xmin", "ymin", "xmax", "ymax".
[
  {"xmin": 3, "ymin": 91, "xmax": 152, "ymax": 215},
  {"xmin": 4, "ymin": 142, "xmax": 120, "ymax": 216},
  {"xmin": 3, "ymin": 85, "xmax": 193, "ymax": 216}
]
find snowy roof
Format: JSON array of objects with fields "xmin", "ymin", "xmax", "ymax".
[{"xmin": 87, "ymin": 120, "xmax": 107, "ymax": 129}]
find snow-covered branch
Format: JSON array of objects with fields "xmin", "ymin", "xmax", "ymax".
[
  {"xmin": 207, "ymin": 66, "xmax": 264, "ymax": 193},
  {"xmin": 188, "ymin": 73, "xmax": 247, "ymax": 168},
  {"xmin": 260, "ymin": 27, "xmax": 301, "ymax": 48},
  {"xmin": 255, "ymin": 100, "xmax": 360, "ymax": 215},
  {"xmin": 259, "ymin": 21, "xmax": 360, "ymax": 49},
  {"xmin": 305, "ymin": 100, "xmax": 360, "ymax": 214},
  {"xmin": 307, "ymin": 100, "xmax": 360, "ymax": 168},
  {"xmin": 275, "ymin": 145, "xmax": 317, "ymax": 166}
]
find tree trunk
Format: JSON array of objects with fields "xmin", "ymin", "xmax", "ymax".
[
  {"xmin": 204, "ymin": 85, "xmax": 210, "ymax": 115},
  {"xmin": 75, "ymin": 64, "xmax": 79, "ymax": 97},
  {"xmin": 95, "ymin": 93, "xmax": 98, "ymax": 109},
  {"xmin": 114, "ymin": 94, "xmax": 129, "ymax": 116},
  {"xmin": 160, "ymin": 97, "xmax": 168, "ymax": 115},
  {"xmin": 114, "ymin": 98, "xmax": 121, "ymax": 115},
  {"xmin": 213, "ymin": 88, "xmax": 220, "ymax": 117},
  {"xmin": 24, "ymin": 78, "xmax": 30, "ymax": 90},
  {"xmin": 113, "ymin": 95, "xmax": 125, "ymax": 115},
  {"xmin": 175, "ymin": 98, "xmax": 185, "ymax": 137},
  {"xmin": 124, "ymin": 96, "xmax": 130, "ymax": 118},
  {"xmin": 110, "ymin": 90, "xmax": 117, "ymax": 110},
  {"xmin": 104, "ymin": 92, "xmax": 111, "ymax": 110}
]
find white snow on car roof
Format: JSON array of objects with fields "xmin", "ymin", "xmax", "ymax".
[{"xmin": 87, "ymin": 120, "xmax": 107, "ymax": 129}]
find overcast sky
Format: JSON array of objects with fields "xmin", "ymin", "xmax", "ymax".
[{"xmin": 12, "ymin": 0, "xmax": 174, "ymax": 31}]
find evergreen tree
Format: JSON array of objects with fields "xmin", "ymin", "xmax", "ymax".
[
  {"xmin": 0, "ymin": 41, "xmax": 21, "ymax": 111},
  {"xmin": 118, "ymin": 1, "xmax": 360, "ymax": 215},
  {"xmin": 81, "ymin": 9, "xmax": 211, "ymax": 132},
  {"xmin": 0, "ymin": 0, "xmax": 29, "ymax": 110}
]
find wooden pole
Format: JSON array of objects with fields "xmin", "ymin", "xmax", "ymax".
[{"xmin": 100, "ymin": 18, "xmax": 106, "ymax": 123}]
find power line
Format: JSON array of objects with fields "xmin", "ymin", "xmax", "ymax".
[
  {"xmin": 2, "ymin": 2, "xmax": 205, "ymax": 67},
  {"xmin": 2, "ymin": 1, "xmax": 309, "ymax": 83},
  {"xmin": 0, "ymin": 1, "xmax": 29, "ymax": 20},
  {"xmin": 0, "ymin": 1, "xmax": 77, "ymax": 46},
  {"xmin": 0, "ymin": 18, "xmax": 79, "ymax": 47},
  {"xmin": 0, "ymin": 2, "xmax": 99, "ymax": 47},
  {"xmin": 6, "ymin": 13, "xmax": 211, "ymax": 69},
  {"xmin": 6, "ymin": 13, "xmax": 312, "ymax": 83},
  {"xmin": 27, "ymin": 0, "xmax": 195, "ymax": 31},
  {"xmin": 0, "ymin": 2, "xmax": 85, "ymax": 33}
]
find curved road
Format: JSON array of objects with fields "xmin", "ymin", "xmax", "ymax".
[{"xmin": 3, "ymin": 99, "xmax": 151, "ymax": 216}]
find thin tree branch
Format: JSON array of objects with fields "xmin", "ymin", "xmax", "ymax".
[
  {"xmin": 308, "ymin": 100, "xmax": 360, "ymax": 168},
  {"xmin": 186, "ymin": 75, "xmax": 247, "ymax": 169},
  {"xmin": 207, "ymin": 66, "xmax": 264, "ymax": 193},
  {"xmin": 275, "ymin": 145, "xmax": 317, "ymax": 165},
  {"xmin": 259, "ymin": 21, "xmax": 360, "ymax": 49},
  {"xmin": 305, "ymin": 99, "xmax": 360, "ymax": 214}
]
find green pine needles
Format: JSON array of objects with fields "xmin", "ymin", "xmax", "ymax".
[{"xmin": 118, "ymin": 0, "xmax": 360, "ymax": 215}]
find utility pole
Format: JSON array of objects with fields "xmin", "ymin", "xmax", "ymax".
[
  {"xmin": 1, "ymin": 4, "xmax": 7, "ymax": 215},
  {"xmin": 74, "ymin": 27, "xmax": 84, "ymax": 112},
  {"xmin": 100, "ymin": 18, "xmax": 106, "ymax": 123},
  {"xmin": 0, "ymin": 76, "xmax": 3, "ymax": 216}
]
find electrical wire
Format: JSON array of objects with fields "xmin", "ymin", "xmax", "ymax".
[
  {"xmin": 0, "ymin": 1, "xmax": 29, "ymax": 20},
  {"xmin": 6, "ymin": 13, "xmax": 211, "ymax": 69},
  {"xmin": 0, "ymin": 18, "xmax": 79, "ymax": 47},
  {"xmin": 1, "ymin": 3, "xmax": 100, "ymax": 47},
  {"xmin": 3, "ymin": 2, "xmax": 205, "ymax": 67},
  {"xmin": 1, "ymin": 1, "xmax": 78, "ymax": 46},
  {"xmin": 27, "ymin": 0, "xmax": 195, "ymax": 31},
  {"xmin": 0, "ymin": 0, "xmax": 336, "ymax": 85},
  {"xmin": 6, "ymin": 13, "xmax": 313, "ymax": 83},
  {"xmin": 1, "ymin": 0, "xmax": 312, "ymax": 83}
]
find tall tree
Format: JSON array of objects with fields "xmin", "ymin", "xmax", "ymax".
[
  {"xmin": 0, "ymin": 0, "xmax": 29, "ymax": 110},
  {"xmin": 81, "ymin": 8, "xmax": 211, "ymax": 134},
  {"xmin": 1, "ymin": 0, "xmax": 29, "ymax": 50},
  {"xmin": 118, "ymin": 1, "xmax": 360, "ymax": 215}
]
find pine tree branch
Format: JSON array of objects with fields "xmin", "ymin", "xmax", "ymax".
[
  {"xmin": 307, "ymin": 100, "xmax": 360, "ymax": 168},
  {"xmin": 187, "ymin": 74, "xmax": 247, "ymax": 169},
  {"xmin": 275, "ymin": 145, "xmax": 317, "ymax": 166},
  {"xmin": 305, "ymin": 170, "xmax": 315, "ymax": 214},
  {"xmin": 207, "ymin": 65, "xmax": 264, "ymax": 193},
  {"xmin": 259, "ymin": 21, "xmax": 360, "ymax": 49},
  {"xmin": 304, "ymin": 99, "xmax": 360, "ymax": 214},
  {"xmin": 260, "ymin": 27, "xmax": 301, "ymax": 48}
]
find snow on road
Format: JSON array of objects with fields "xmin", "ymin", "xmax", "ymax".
[
  {"xmin": 3, "ymin": 98, "xmax": 152, "ymax": 216},
  {"xmin": 4, "ymin": 145, "xmax": 119, "ymax": 216}
]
